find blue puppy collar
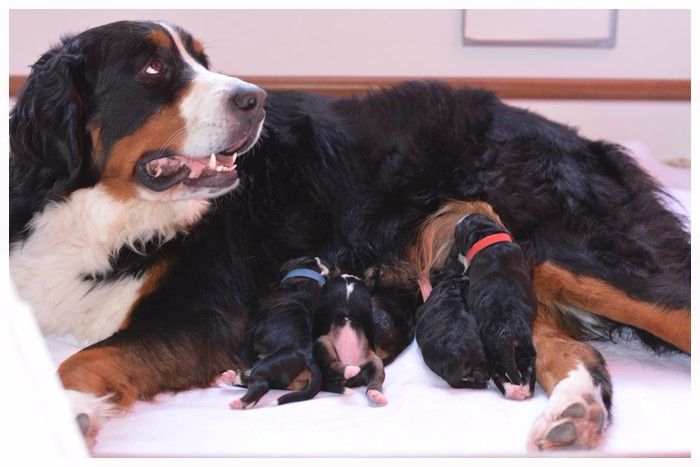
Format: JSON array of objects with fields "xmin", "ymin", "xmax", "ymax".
[{"xmin": 281, "ymin": 268, "xmax": 326, "ymax": 287}]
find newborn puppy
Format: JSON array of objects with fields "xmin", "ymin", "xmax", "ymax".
[
  {"xmin": 416, "ymin": 254, "xmax": 489, "ymax": 389},
  {"xmin": 456, "ymin": 214, "xmax": 537, "ymax": 400},
  {"xmin": 221, "ymin": 256, "xmax": 334, "ymax": 409},
  {"xmin": 313, "ymin": 271, "xmax": 388, "ymax": 405}
]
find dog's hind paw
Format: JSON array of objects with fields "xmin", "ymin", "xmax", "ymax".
[{"xmin": 528, "ymin": 363, "xmax": 609, "ymax": 451}]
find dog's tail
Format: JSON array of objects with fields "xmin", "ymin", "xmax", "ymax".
[{"xmin": 273, "ymin": 360, "xmax": 323, "ymax": 406}]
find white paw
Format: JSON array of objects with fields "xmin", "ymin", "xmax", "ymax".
[
  {"xmin": 215, "ymin": 369, "xmax": 239, "ymax": 387},
  {"xmin": 528, "ymin": 363, "xmax": 609, "ymax": 451},
  {"xmin": 229, "ymin": 398, "xmax": 252, "ymax": 410},
  {"xmin": 367, "ymin": 389, "xmax": 388, "ymax": 405},
  {"xmin": 503, "ymin": 382, "xmax": 533, "ymax": 401},
  {"xmin": 344, "ymin": 365, "xmax": 361, "ymax": 379},
  {"xmin": 66, "ymin": 390, "xmax": 117, "ymax": 450}
]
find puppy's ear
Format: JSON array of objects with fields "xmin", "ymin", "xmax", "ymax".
[
  {"xmin": 363, "ymin": 266, "xmax": 380, "ymax": 291},
  {"xmin": 10, "ymin": 36, "xmax": 92, "ymax": 186}
]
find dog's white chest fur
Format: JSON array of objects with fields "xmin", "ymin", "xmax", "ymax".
[{"xmin": 9, "ymin": 185, "xmax": 208, "ymax": 345}]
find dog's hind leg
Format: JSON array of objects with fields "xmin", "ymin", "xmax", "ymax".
[
  {"xmin": 314, "ymin": 335, "xmax": 361, "ymax": 381},
  {"xmin": 364, "ymin": 351, "xmax": 388, "ymax": 405},
  {"xmin": 528, "ymin": 310, "xmax": 612, "ymax": 451},
  {"xmin": 533, "ymin": 261, "xmax": 690, "ymax": 353}
]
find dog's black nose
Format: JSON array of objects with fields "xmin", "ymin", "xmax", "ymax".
[{"xmin": 230, "ymin": 85, "xmax": 267, "ymax": 112}]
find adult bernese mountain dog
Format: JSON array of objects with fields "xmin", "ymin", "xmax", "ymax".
[{"xmin": 9, "ymin": 20, "xmax": 690, "ymax": 451}]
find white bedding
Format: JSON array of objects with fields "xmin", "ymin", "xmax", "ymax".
[{"xmin": 38, "ymin": 141, "xmax": 691, "ymax": 457}]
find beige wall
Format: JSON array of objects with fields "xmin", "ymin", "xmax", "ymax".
[{"xmin": 9, "ymin": 9, "xmax": 690, "ymax": 159}]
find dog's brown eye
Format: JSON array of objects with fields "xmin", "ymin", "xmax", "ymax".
[{"xmin": 144, "ymin": 59, "xmax": 164, "ymax": 75}]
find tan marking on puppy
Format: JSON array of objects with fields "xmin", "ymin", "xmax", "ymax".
[
  {"xmin": 287, "ymin": 369, "xmax": 312, "ymax": 391},
  {"xmin": 533, "ymin": 261, "xmax": 690, "ymax": 353},
  {"xmin": 149, "ymin": 29, "xmax": 173, "ymax": 48},
  {"xmin": 101, "ymin": 104, "xmax": 188, "ymax": 200}
]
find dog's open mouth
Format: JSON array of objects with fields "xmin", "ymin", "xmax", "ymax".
[{"xmin": 136, "ymin": 144, "xmax": 244, "ymax": 192}]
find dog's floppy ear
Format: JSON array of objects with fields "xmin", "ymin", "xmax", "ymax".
[{"xmin": 10, "ymin": 35, "xmax": 92, "ymax": 185}]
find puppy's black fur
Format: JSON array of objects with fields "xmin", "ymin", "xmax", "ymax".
[
  {"xmin": 457, "ymin": 214, "xmax": 537, "ymax": 395},
  {"xmin": 227, "ymin": 256, "xmax": 333, "ymax": 408},
  {"xmin": 416, "ymin": 256, "xmax": 489, "ymax": 389},
  {"xmin": 313, "ymin": 270, "xmax": 388, "ymax": 404}
]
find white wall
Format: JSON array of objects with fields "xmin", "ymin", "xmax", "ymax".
[{"xmin": 9, "ymin": 9, "xmax": 690, "ymax": 159}]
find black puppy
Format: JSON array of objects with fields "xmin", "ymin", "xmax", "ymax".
[
  {"xmin": 416, "ymin": 255, "xmax": 489, "ymax": 389},
  {"xmin": 219, "ymin": 256, "xmax": 334, "ymax": 409},
  {"xmin": 456, "ymin": 213, "xmax": 537, "ymax": 400},
  {"xmin": 313, "ymin": 270, "xmax": 389, "ymax": 405}
]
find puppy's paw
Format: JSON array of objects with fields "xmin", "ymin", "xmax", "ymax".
[
  {"xmin": 367, "ymin": 389, "xmax": 388, "ymax": 405},
  {"xmin": 482, "ymin": 323, "xmax": 536, "ymax": 399},
  {"xmin": 528, "ymin": 363, "xmax": 610, "ymax": 451},
  {"xmin": 344, "ymin": 365, "xmax": 361, "ymax": 379},
  {"xmin": 229, "ymin": 398, "xmax": 252, "ymax": 410},
  {"xmin": 215, "ymin": 370, "xmax": 239, "ymax": 387}
]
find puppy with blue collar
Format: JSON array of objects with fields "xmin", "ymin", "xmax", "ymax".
[{"xmin": 219, "ymin": 256, "xmax": 337, "ymax": 409}]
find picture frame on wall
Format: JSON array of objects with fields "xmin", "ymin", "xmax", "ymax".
[{"xmin": 462, "ymin": 9, "xmax": 618, "ymax": 48}]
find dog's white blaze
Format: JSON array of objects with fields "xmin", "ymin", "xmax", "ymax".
[
  {"xmin": 158, "ymin": 22, "xmax": 256, "ymax": 158},
  {"xmin": 346, "ymin": 281, "xmax": 355, "ymax": 299},
  {"xmin": 9, "ymin": 185, "xmax": 208, "ymax": 345}
]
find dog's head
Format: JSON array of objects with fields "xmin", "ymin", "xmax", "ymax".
[{"xmin": 10, "ymin": 20, "xmax": 266, "ymax": 201}]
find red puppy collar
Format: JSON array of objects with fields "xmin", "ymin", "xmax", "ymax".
[{"xmin": 465, "ymin": 233, "xmax": 513, "ymax": 262}]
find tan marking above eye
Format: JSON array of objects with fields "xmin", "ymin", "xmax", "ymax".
[{"xmin": 148, "ymin": 29, "xmax": 173, "ymax": 49}]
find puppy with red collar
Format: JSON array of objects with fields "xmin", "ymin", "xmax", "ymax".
[
  {"xmin": 417, "ymin": 214, "xmax": 537, "ymax": 399},
  {"xmin": 456, "ymin": 213, "xmax": 538, "ymax": 399},
  {"xmin": 219, "ymin": 256, "xmax": 336, "ymax": 408}
]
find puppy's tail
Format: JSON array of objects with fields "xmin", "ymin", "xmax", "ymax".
[{"xmin": 273, "ymin": 361, "xmax": 323, "ymax": 406}]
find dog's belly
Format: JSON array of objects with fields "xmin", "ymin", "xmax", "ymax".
[
  {"xmin": 9, "ymin": 184, "xmax": 208, "ymax": 345},
  {"xmin": 332, "ymin": 323, "xmax": 365, "ymax": 366}
]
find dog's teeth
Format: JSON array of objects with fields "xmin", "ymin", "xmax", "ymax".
[
  {"xmin": 209, "ymin": 153, "xmax": 217, "ymax": 169},
  {"xmin": 232, "ymin": 152, "xmax": 238, "ymax": 163}
]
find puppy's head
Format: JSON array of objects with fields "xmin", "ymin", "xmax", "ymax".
[
  {"xmin": 453, "ymin": 213, "xmax": 511, "ymax": 258},
  {"xmin": 10, "ymin": 20, "xmax": 266, "ymax": 202}
]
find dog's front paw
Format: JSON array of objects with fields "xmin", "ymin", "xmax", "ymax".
[
  {"xmin": 66, "ymin": 390, "xmax": 117, "ymax": 450},
  {"xmin": 528, "ymin": 363, "xmax": 610, "ymax": 451},
  {"xmin": 481, "ymin": 322, "xmax": 536, "ymax": 399}
]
